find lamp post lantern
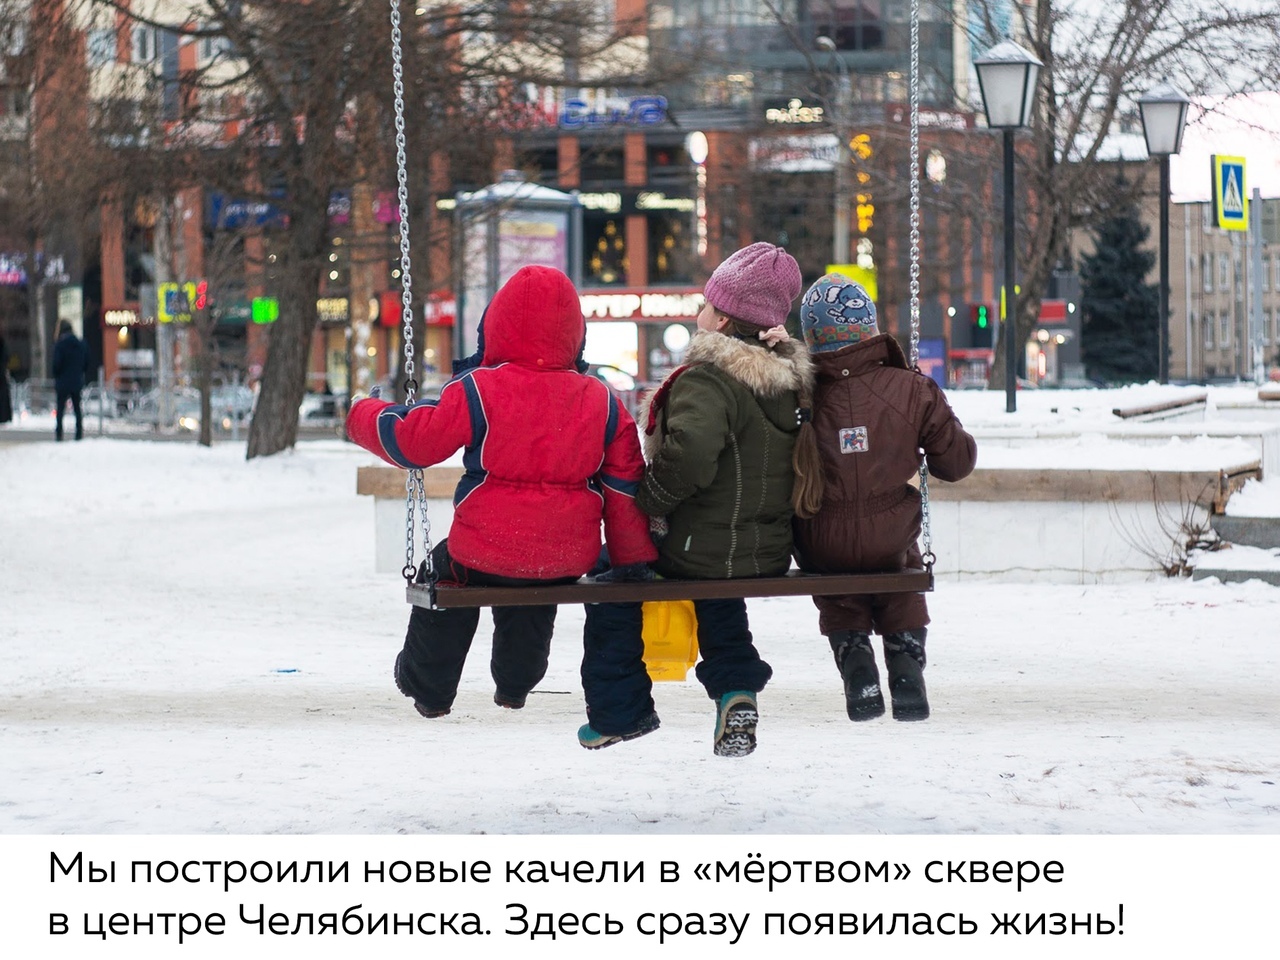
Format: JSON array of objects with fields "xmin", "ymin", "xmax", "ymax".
[
  {"xmin": 1138, "ymin": 81, "xmax": 1190, "ymax": 385},
  {"xmin": 974, "ymin": 39, "xmax": 1041, "ymax": 413},
  {"xmin": 817, "ymin": 35, "xmax": 851, "ymax": 266}
]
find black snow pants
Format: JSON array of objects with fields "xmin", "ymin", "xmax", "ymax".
[{"xmin": 396, "ymin": 538, "xmax": 574, "ymax": 712}]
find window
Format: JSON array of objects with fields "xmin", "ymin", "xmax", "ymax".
[
  {"xmin": 197, "ymin": 33, "xmax": 232, "ymax": 65},
  {"xmin": 1202, "ymin": 315, "xmax": 1214, "ymax": 350},
  {"xmin": 583, "ymin": 216, "xmax": 627, "ymax": 285},
  {"xmin": 1220, "ymin": 312, "xmax": 1231, "ymax": 348},
  {"xmin": 1219, "ymin": 253, "xmax": 1229, "ymax": 289},
  {"xmin": 1202, "ymin": 252, "xmax": 1212, "ymax": 292},
  {"xmin": 86, "ymin": 28, "xmax": 116, "ymax": 68},
  {"xmin": 1264, "ymin": 256, "xmax": 1271, "ymax": 292},
  {"xmin": 131, "ymin": 26, "xmax": 157, "ymax": 63},
  {"xmin": 1265, "ymin": 309, "xmax": 1274, "ymax": 346}
]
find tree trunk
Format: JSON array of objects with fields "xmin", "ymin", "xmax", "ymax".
[{"xmin": 246, "ymin": 204, "xmax": 327, "ymax": 459}]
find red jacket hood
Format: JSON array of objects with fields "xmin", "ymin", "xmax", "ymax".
[{"xmin": 482, "ymin": 265, "xmax": 584, "ymax": 370}]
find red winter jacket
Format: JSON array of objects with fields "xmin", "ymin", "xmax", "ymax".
[{"xmin": 347, "ymin": 265, "xmax": 656, "ymax": 579}]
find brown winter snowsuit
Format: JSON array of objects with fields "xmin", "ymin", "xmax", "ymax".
[{"xmin": 793, "ymin": 333, "xmax": 977, "ymax": 635}]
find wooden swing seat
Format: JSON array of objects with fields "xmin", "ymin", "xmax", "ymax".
[{"xmin": 407, "ymin": 568, "xmax": 933, "ymax": 609}]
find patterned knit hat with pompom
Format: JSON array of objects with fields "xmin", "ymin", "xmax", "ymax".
[{"xmin": 800, "ymin": 273, "xmax": 879, "ymax": 352}]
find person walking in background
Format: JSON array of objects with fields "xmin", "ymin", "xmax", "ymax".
[
  {"xmin": 631, "ymin": 242, "xmax": 819, "ymax": 757},
  {"xmin": 346, "ymin": 265, "xmax": 658, "ymax": 734},
  {"xmin": 52, "ymin": 321, "xmax": 89, "ymax": 441},
  {"xmin": 793, "ymin": 274, "xmax": 976, "ymax": 722},
  {"xmin": 0, "ymin": 332, "xmax": 13, "ymax": 424}
]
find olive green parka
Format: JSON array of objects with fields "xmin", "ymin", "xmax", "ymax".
[{"xmin": 637, "ymin": 329, "xmax": 813, "ymax": 579}]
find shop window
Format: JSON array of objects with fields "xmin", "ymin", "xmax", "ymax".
[
  {"xmin": 647, "ymin": 211, "xmax": 695, "ymax": 284},
  {"xmin": 584, "ymin": 216, "xmax": 627, "ymax": 285}
]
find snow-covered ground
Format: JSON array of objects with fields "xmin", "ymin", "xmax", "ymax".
[{"xmin": 1, "ymin": 430, "xmax": 1277, "ymax": 836}]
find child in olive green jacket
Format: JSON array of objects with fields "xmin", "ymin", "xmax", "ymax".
[{"xmin": 636, "ymin": 242, "xmax": 817, "ymax": 757}]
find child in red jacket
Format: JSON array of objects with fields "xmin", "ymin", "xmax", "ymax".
[
  {"xmin": 347, "ymin": 265, "xmax": 658, "ymax": 737},
  {"xmin": 793, "ymin": 274, "xmax": 976, "ymax": 722}
]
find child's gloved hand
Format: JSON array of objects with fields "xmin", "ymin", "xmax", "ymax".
[
  {"xmin": 649, "ymin": 515, "xmax": 670, "ymax": 544},
  {"xmin": 591, "ymin": 563, "xmax": 655, "ymax": 583},
  {"xmin": 349, "ymin": 385, "xmax": 382, "ymax": 406}
]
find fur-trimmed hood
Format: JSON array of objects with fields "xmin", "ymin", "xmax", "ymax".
[
  {"xmin": 641, "ymin": 330, "xmax": 812, "ymax": 460},
  {"xmin": 683, "ymin": 328, "xmax": 813, "ymax": 397}
]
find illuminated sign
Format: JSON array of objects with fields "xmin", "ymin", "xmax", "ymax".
[
  {"xmin": 636, "ymin": 192, "xmax": 694, "ymax": 213},
  {"xmin": 764, "ymin": 99, "xmax": 826, "ymax": 125},
  {"xmin": 577, "ymin": 190, "xmax": 693, "ymax": 215},
  {"xmin": 103, "ymin": 308, "xmax": 145, "ymax": 327},
  {"xmin": 316, "ymin": 297, "xmax": 349, "ymax": 323},
  {"xmin": 578, "ymin": 192, "xmax": 623, "ymax": 214},
  {"xmin": 559, "ymin": 95, "xmax": 668, "ymax": 130},
  {"xmin": 580, "ymin": 290, "xmax": 703, "ymax": 321}
]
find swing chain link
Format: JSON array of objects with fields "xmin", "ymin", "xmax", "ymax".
[
  {"xmin": 907, "ymin": 1, "xmax": 922, "ymax": 371},
  {"xmin": 908, "ymin": 0, "xmax": 932, "ymax": 570},
  {"xmin": 390, "ymin": 0, "xmax": 432, "ymax": 585}
]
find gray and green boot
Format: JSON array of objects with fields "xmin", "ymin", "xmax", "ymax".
[{"xmin": 713, "ymin": 691, "xmax": 759, "ymax": 757}]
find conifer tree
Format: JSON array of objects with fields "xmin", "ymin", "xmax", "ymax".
[{"xmin": 1080, "ymin": 202, "xmax": 1159, "ymax": 384}]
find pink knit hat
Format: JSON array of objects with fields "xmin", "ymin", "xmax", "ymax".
[{"xmin": 703, "ymin": 242, "xmax": 803, "ymax": 329}]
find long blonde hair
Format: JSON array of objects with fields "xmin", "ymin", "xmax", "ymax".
[{"xmin": 791, "ymin": 382, "xmax": 824, "ymax": 518}]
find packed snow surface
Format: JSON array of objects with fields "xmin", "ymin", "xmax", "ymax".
[{"xmin": 2, "ymin": 433, "xmax": 1276, "ymax": 835}]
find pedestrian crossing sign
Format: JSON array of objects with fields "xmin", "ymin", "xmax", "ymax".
[{"xmin": 1211, "ymin": 155, "xmax": 1248, "ymax": 231}]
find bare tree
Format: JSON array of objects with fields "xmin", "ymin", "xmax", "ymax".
[
  {"xmin": 981, "ymin": 0, "xmax": 1280, "ymax": 389},
  {"xmin": 0, "ymin": 0, "xmax": 103, "ymax": 382},
  {"xmin": 78, "ymin": 0, "xmax": 672, "ymax": 458}
]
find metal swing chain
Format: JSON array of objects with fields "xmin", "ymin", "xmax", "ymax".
[
  {"xmin": 390, "ymin": 0, "xmax": 432, "ymax": 584},
  {"xmin": 907, "ymin": 0, "xmax": 934, "ymax": 569}
]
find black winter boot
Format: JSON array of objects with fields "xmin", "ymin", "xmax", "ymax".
[
  {"xmin": 829, "ymin": 631, "xmax": 885, "ymax": 721},
  {"xmin": 883, "ymin": 629, "xmax": 928, "ymax": 721}
]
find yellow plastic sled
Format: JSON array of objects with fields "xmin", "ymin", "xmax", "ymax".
[{"xmin": 641, "ymin": 600, "xmax": 699, "ymax": 681}]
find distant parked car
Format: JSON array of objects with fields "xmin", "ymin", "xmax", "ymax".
[{"xmin": 123, "ymin": 388, "xmax": 202, "ymax": 431}]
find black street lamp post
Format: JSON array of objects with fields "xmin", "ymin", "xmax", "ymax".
[
  {"xmin": 974, "ymin": 39, "xmax": 1042, "ymax": 413},
  {"xmin": 1138, "ymin": 81, "xmax": 1190, "ymax": 385}
]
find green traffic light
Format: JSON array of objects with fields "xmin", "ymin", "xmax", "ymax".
[{"xmin": 976, "ymin": 306, "xmax": 988, "ymax": 328}]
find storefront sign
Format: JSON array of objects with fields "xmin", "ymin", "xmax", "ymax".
[
  {"xmin": 636, "ymin": 192, "xmax": 694, "ymax": 213},
  {"xmin": 424, "ymin": 289, "xmax": 455, "ymax": 327},
  {"xmin": 580, "ymin": 290, "xmax": 703, "ymax": 322},
  {"xmin": 117, "ymin": 349, "xmax": 155, "ymax": 368},
  {"xmin": 316, "ymin": 297, "xmax": 350, "ymax": 324},
  {"xmin": 885, "ymin": 105, "xmax": 975, "ymax": 129},
  {"xmin": 0, "ymin": 252, "xmax": 69, "ymax": 286},
  {"xmin": 749, "ymin": 134, "xmax": 839, "ymax": 173},
  {"xmin": 208, "ymin": 193, "xmax": 287, "ymax": 230},
  {"xmin": 103, "ymin": 308, "xmax": 147, "ymax": 327},
  {"xmin": 764, "ymin": 98, "xmax": 826, "ymax": 125},
  {"xmin": 0, "ymin": 253, "xmax": 23, "ymax": 285},
  {"xmin": 378, "ymin": 290, "xmax": 403, "ymax": 328},
  {"xmin": 577, "ymin": 190, "xmax": 694, "ymax": 215},
  {"xmin": 559, "ymin": 95, "xmax": 668, "ymax": 130}
]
